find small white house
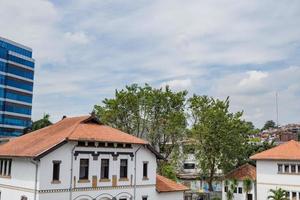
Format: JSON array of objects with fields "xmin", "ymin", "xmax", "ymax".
[
  {"xmin": 251, "ymin": 140, "xmax": 300, "ymax": 200},
  {"xmin": 0, "ymin": 115, "xmax": 188, "ymax": 200},
  {"xmin": 222, "ymin": 163, "xmax": 256, "ymax": 200}
]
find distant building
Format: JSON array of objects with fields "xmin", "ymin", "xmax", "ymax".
[
  {"xmin": 0, "ymin": 36, "xmax": 34, "ymax": 136},
  {"xmin": 0, "ymin": 115, "xmax": 188, "ymax": 200},
  {"xmin": 222, "ymin": 163, "xmax": 257, "ymax": 200},
  {"xmin": 251, "ymin": 140, "xmax": 300, "ymax": 200}
]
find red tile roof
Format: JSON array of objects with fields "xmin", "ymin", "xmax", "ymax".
[
  {"xmin": 250, "ymin": 140, "xmax": 300, "ymax": 161},
  {"xmin": 225, "ymin": 163, "xmax": 256, "ymax": 181},
  {"xmin": 156, "ymin": 175, "xmax": 189, "ymax": 193},
  {"xmin": 0, "ymin": 115, "xmax": 148, "ymax": 158}
]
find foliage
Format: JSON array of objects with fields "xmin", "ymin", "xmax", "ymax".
[
  {"xmin": 268, "ymin": 188, "xmax": 289, "ymax": 200},
  {"xmin": 243, "ymin": 178, "xmax": 252, "ymax": 200},
  {"xmin": 189, "ymin": 95, "xmax": 250, "ymax": 191},
  {"xmin": 157, "ymin": 161, "xmax": 177, "ymax": 181},
  {"xmin": 93, "ymin": 84, "xmax": 188, "ymax": 179},
  {"xmin": 23, "ymin": 114, "xmax": 52, "ymax": 134},
  {"xmin": 262, "ymin": 120, "xmax": 277, "ymax": 130},
  {"xmin": 240, "ymin": 141, "xmax": 276, "ymax": 166},
  {"xmin": 225, "ymin": 179, "xmax": 238, "ymax": 200}
]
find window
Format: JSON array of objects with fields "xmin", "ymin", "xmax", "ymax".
[
  {"xmin": 120, "ymin": 159, "xmax": 128, "ymax": 179},
  {"xmin": 291, "ymin": 165, "xmax": 296, "ymax": 173},
  {"xmin": 20, "ymin": 196, "xmax": 27, "ymax": 200},
  {"xmin": 284, "ymin": 164, "xmax": 290, "ymax": 173},
  {"xmin": 238, "ymin": 187, "xmax": 243, "ymax": 194},
  {"xmin": 52, "ymin": 161, "xmax": 61, "ymax": 182},
  {"xmin": 234, "ymin": 187, "xmax": 237, "ymax": 193},
  {"xmin": 0, "ymin": 159, "xmax": 12, "ymax": 177},
  {"xmin": 101, "ymin": 159, "xmax": 109, "ymax": 179},
  {"xmin": 298, "ymin": 165, "xmax": 300, "ymax": 174},
  {"xmin": 286, "ymin": 192, "xmax": 290, "ymax": 198},
  {"xmin": 184, "ymin": 163, "xmax": 195, "ymax": 169},
  {"xmin": 143, "ymin": 162, "xmax": 148, "ymax": 179},
  {"xmin": 142, "ymin": 196, "xmax": 148, "ymax": 200},
  {"xmin": 278, "ymin": 164, "xmax": 283, "ymax": 173},
  {"xmin": 292, "ymin": 192, "xmax": 296, "ymax": 200},
  {"xmin": 79, "ymin": 159, "xmax": 89, "ymax": 180},
  {"xmin": 224, "ymin": 186, "xmax": 228, "ymax": 192}
]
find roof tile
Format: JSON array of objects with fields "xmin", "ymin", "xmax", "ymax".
[
  {"xmin": 156, "ymin": 175, "xmax": 189, "ymax": 192},
  {"xmin": 250, "ymin": 140, "xmax": 300, "ymax": 161}
]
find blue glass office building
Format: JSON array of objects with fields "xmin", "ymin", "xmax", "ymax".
[{"xmin": 0, "ymin": 37, "xmax": 34, "ymax": 136}]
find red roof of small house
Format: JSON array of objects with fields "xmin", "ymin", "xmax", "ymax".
[
  {"xmin": 0, "ymin": 115, "xmax": 149, "ymax": 158},
  {"xmin": 250, "ymin": 140, "xmax": 300, "ymax": 161},
  {"xmin": 225, "ymin": 163, "xmax": 256, "ymax": 181},
  {"xmin": 156, "ymin": 175, "xmax": 189, "ymax": 193}
]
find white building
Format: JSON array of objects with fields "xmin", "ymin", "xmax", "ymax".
[
  {"xmin": 0, "ymin": 115, "xmax": 188, "ymax": 200},
  {"xmin": 222, "ymin": 163, "xmax": 256, "ymax": 200},
  {"xmin": 251, "ymin": 140, "xmax": 300, "ymax": 200}
]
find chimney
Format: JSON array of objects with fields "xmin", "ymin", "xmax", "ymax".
[{"xmin": 62, "ymin": 115, "xmax": 67, "ymax": 120}]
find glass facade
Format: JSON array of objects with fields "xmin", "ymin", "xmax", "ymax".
[{"xmin": 0, "ymin": 37, "xmax": 34, "ymax": 137}]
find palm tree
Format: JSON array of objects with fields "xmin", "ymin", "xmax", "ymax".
[
  {"xmin": 243, "ymin": 178, "xmax": 252, "ymax": 200},
  {"xmin": 268, "ymin": 188, "xmax": 289, "ymax": 200}
]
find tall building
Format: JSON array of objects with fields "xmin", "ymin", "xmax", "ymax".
[{"xmin": 0, "ymin": 36, "xmax": 34, "ymax": 136}]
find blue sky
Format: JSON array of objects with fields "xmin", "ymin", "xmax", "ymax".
[{"xmin": 1, "ymin": 0, "xmax": 300, "ymax": 127}]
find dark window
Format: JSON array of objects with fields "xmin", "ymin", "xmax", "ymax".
[
  {"xmin": 298, "ymin": 165, "xmax": 300, "ymax": 174},
  {"xmin": 101, "ymin": 159, "xmax": 109, "ymax": 179},
  {"xmin": 52, "ymin": 161, "xmax": 61, "ymax": 181},
  {"xmin": 286, "ymin": 192, "xmax": 290, "ymax": 198},
  {"xmin": 225, "ymin": 186, "xmax": 228, "ymax": 192},
  {"xmin": 238, "ymin": 187, "xmax": 243, "ymax": 194},
  {"xmin": 292, "ymin": 192, "xmax": 296, "ymax": 199},
  {"xmin": 278, "ymin": 164, "xmax": 283, "ymax": 173},
  {"xmin": 142, "ymin": 196, "xmax": 148, "ymax": 200},
  {"xmin": 143, "ymin": 162, "xmax": 148, "ymax": 178},
  {"xmin": 79, "ymin": 159, "xmax": 89, "ymax": 180},
  {"xmin": 284, "ymin": 164, "xmax": 290, "ymax": 173},
  {"xmin": 291, "ymin": 164, "xmax": 296, "ymax": 173},
  {"xmin": 0, "ymin": 159, "xmax": 12, "ymax": 176},
  {"xmin": 234, "ymin": 187, "xmax": 237, "ymax": 193},
  {"xmin": 20, "ymin": 196, "xmax": 28, "ymax": 200},
  {"xmin": 184, "ymin": 163, "xmax": 195, "ymax": 169},
  {"xmin": 120, "ymin": 159, "xmax": 128, "ymax": 178}
]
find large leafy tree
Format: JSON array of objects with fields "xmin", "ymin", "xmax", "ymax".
[
  {"xmin": 262, "ymin": 120, "xmax": 277, "ymax": 130},
  {"xmin": 23, "ymin": 114, "xmax": 52, "ymax": 134},
  {"xmin": 189, "ymin": 95, "xmax": 250, "ymax": 191},
  {"xmin": 93, "ymin": 84, "xmax": 188, "ymax": 171}
]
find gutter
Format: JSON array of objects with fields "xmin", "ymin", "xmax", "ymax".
[
  {"xmin": 133, "ymin": 145, "xmax": 142, "ymax": 200},
  {"xmin": 69, "ymin": 144, "xmax": 76, "ymax": 200},
  {"xmin": 30, "ymin": 159, "xmax": 39, "ymax": 200}
]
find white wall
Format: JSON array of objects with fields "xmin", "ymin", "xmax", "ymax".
[
  {"xmin": 0, "ymin": 157, "xmax": 36, "ymax": 200},
  {"xmin": 256, "ymin": 160, "xmax": 300, "ymax": 200},
  {"xmin": 222, "ymin": 180, "xmax": 256, "ymax": 200}
]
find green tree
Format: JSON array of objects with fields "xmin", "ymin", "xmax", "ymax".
[
  {"xmin": 243, "ymin": 178, "xmax": 252, "ymax": 200},
  {"xmin": 268, "ymin": 188, "xmax": 289, "ymax": 200},
  {"xmin": 93, "ymin": 84, "xmax": 188, "ymax": 177},
  {"xmin": 262, "ymin": 120, "xmax": 276, "ymax": 130},
  {"xmin": 189, "ymin": 95, "xmax": 250, "ymax": 191},
  {"xmin": 225, "ymin": 179, "xmax": 238, "ymax": 200},
  {"xmin": 23, "ymin": 114, "xmax": 52, "ymax": 134}
]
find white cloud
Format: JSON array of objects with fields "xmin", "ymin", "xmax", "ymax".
[
  {"xmin": 64, "ymin": 32, "xmax": 90, "ymax": 45},
  {"xmin": 1, "ymin": 0, "xmax": 300, "ymax": 126},
  {"xmin": 211, "ymin": 66, "xmax": 300, "ymax": 127},
  {"xmin": 161, "ymin": 79, "xmax": 192, "ymax": 91}
]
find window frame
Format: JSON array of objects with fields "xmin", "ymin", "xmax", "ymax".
[
  {"xmin": 120, "ymin": 159, "xmax": 128, "ymax": 179},
  {"xmin": 79, "ymin": 159, "xmax": 89, "ymax": 180},
  {"xmin": 100, "ymin": 159, "xmax": 110, "ymax": 180},
  {"xmin": 52, "ymin": 160, "xmax": 61, "ymax": 183}
]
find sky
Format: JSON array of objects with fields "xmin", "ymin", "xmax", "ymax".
[{"xmin": 0, "ymin": 0, "xmax": 300, "ymax": 128}]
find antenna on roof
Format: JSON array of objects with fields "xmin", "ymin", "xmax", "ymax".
[{"xmin": 276, "ymin": 92, "xmax": 279, "ymax": 128}]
